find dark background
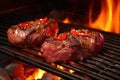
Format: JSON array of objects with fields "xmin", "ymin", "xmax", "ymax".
[{"xmin": 0, "ymin": 0, "xmax": 100, "ymax": 19}]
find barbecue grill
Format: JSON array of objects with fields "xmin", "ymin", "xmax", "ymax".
[{"xmin": 0, "ymin": 14, "xmax": 120, "ymax": 80}]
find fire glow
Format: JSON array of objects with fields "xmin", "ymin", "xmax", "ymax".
[
  {"xmin": 27, "ymin": 65, "xmax": 74, "ymax": 80},
  {"xmin": 62, "ymin": 17, "xmax": 71, "ymax": 24},
  {"xmin": 34, "ymin": 69, "xmax": 46, "ymax": 80},
  {"xmin": 89, "ymin": 0, "xmax": 120, "ymax": 34},
  {"xmin": 62, "ymin": 0, "xmax": 120, "ymax": 34},
  {"xmin": 13, "ymin": 63, "xmax": 75, "ymax": 80}
]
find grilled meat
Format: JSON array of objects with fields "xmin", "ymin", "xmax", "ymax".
[
  {"xmin": 40, "ymin": 29, "xmax": 104, "ymax": 63},
  {"xmin": 7, "ymin": 17, "xmax": 58, "ymax": 48}
]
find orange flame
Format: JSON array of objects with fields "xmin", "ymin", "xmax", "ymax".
[
  {"xmin": 62, "ymin": 17, "xmax": 71, "ymax": 24},
  {"xmin": 25, "ymin": 69, "xmax": 45, "ymax": 80},
  {"xmin": 34, "ymin": 69, "xmax": 46, "ymax": 80},
  {"xmin": 16, "ymin": 63, "xmax": 75, "ymax": 80},
  {"xmin": 57, "ymin": 65, "xmax": 75, "ymax": 74},
  {"xmin": 89, "ymin": 0, "xmax": 120, "ymax": 34}
]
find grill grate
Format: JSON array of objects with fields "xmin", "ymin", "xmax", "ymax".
[{"xmin": 0, "ymin": 14, "xmax": 120, "ymax": 80}]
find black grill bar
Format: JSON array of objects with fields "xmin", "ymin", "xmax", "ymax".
[
  {"xmin": 91, "ymin": 55, "xmax": 120, "ymax": 68},
  {"xmin": 0, "ymin": 36, "xmax": 7, "ymax": 41},
  {"xmin": 0, "ymin": 36, "xmax": 9, "ymax": 46},
  {"xmin": 85, "ymin": 58, "xmax": 120, "ymax": 79},
  {"xmin": 0, "ymin": 46, "xmax": 85, "ymax": 80},
  {"xmin": 102, "ymin": 52, "xmax": 120, "ymax": 61},
  {"xmin": 102, "ymin": 48, "xmax": 120, "ymax": 57},
  {"xmin": 104, "ymin": 34, "xmax": 120, "ymax": 40},
  {"xmin": 77, "ymin": 60, "xmax": 120, "ymax": 79},
  {"xmin": 59, "ymin": 63, "xmax": 111, "ymax": 80},
  {"xmin": 97, "ymin": 54, "xmax": 120, "ymax": 64},
  {"xmin": 104, "ymin": 42, "xmax": 120, "ymax": 50},
  {"xmin": 22, "ymin": 48, "xmax": 42, "ymax": 58},
  {"xmin": 103, "ymin": 45, "xmax": 120, "ymax": 54},
  {"xmin": 0, "ymin": 25, "xmax": 8, "ymax": 29},
  {"xmin": 104, "ymin": 39, "xmax": 120, "ymax": 47}
]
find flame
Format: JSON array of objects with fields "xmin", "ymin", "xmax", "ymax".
[
  {"xmin": 57, "ymin": 65, "xmax": 64, "ymax": 70},
  {"xmin": 62, "ymin": 17, "xmax": 71, "ymax": 24},
  {"xmin": 89, "ymin": 0, "xmax": 120, "ymax": 34},
  {"xmin": 25, "ymin": 69, "xmax": 45, "ymax": 80},
  {"xmin": 13, "ymin": 63, "xmax": 75, "ymax": 80},
  {"xmin": 57, "ymin": 65, "xmax": 75, "ymax": 74},
  {"xmin": 34, "ymin": 69, "xmax": 46, "ymax": 79}
]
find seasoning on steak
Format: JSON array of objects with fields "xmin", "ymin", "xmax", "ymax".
[
  {"xmin": 40, "ymin": 28, "xmax": 104, "ymax": 63},
  {"xmin": 7, "ymin": 17, "xmax": 59, "ymax": 48}
]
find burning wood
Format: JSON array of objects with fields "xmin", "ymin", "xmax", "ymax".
[
  {"xmin": 12, "ymin": 63, "xmax": 39, "ymax": 80},
  {"xmin": 2, "ymin": 60, "xmax": 92, "ymax": 80},
  {"xmin": 8, "ymin": 63, "xmax": 61, "ymax": 80},
  {"xmin": 41, "ymin": 73, "xmax": 60, "ymax": 80},
  {"xmin": 0, "ymin": 68, "xmax": 11, "ymax": 80},
  {"xmin": 7, "ymin": 62, "xmax": 78, "ymax": 80}
]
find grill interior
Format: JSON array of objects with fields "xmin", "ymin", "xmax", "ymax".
[{"xmin": 0, "ymin": 14, "xmax": 120, "ymax": 80}]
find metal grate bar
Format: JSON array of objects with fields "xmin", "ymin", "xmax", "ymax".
[
  {"xmin": 0, "ymin": 36, "xmax": 7, "ymax": 41},
  {"xmin": 102, "ymin": 52, "xmax": 120, "ymax": 61},
  {"xmin": 103, "ymin": 34, "xmax": 120, "ymax": 39},
  {"xmin": 104, "ymin": 40, "xmax": 120, "ymax": 46},
  {"xmin": 0, "ymin": 25, "xmax": 8, "ymax": 30},
  {"xmin": 21, "ymin": 49, "xmax": 42, "ymax": 58},
  {"xmin": 104, "ymin": 42, "xmax": 120, "ymax": 50},
  {"xmin": 60, "ymin": 63, "xmax": 111, "ymax": 80},
  {"xmin": 102, "ymin": 48, "xmax": 120, "ymax": 57},
  {"xmin": 97, "ymin": 54, "xmax": 120, "ymax": 65},
  {"xmin": 89, "ymin": 57, "xmax": 120, "ymax": 79},
  {"xmin": 87, "ymin": 57, "xmax": 120, "ymax": 76},
  {"xmin": 76, "ymin": 61, "xmax": 114, "ymax": 80},
  {"xmin": 103, "ymin": 45, "xmax": 120, "ymax": 53}
]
